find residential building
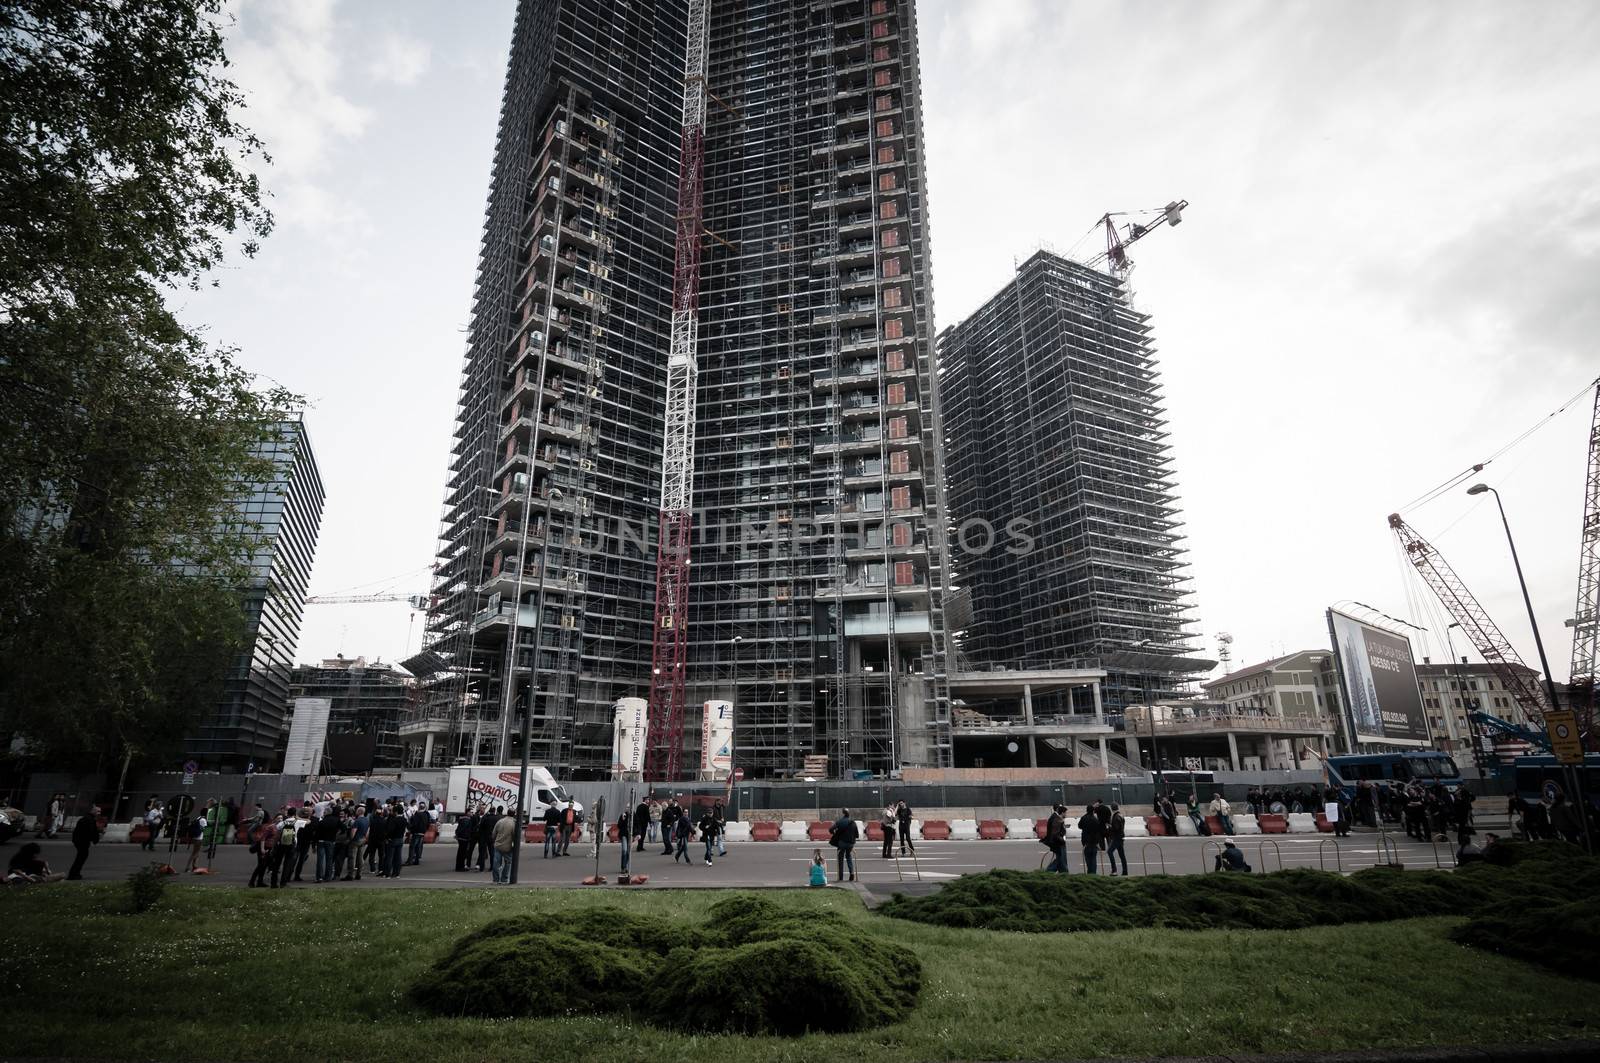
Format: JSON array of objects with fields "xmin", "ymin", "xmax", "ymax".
[
  {"xmin": 1416, "ymin": 657, "xmax": 1541, "ymax": 767},
  {"xmin": 416, "ymin": 0, "xmax": 951, "ymax": 779},
  {"xmin": 188, "ymin": 418, "xmax": 324, "ymax": 772},
  {"xmin": 938, "ymin": 250, "xmax": 1198, "ymax": 713},
  {"xmin": 1189, "ymin": 651, "xmax": 1344, "ymax": 769},
  {"xmin": 288, "ymin": 656, "xmax": 413, "ymax": 774}
]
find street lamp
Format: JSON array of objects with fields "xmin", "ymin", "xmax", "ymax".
[
  {"xmin": 1467, "ymin": 482, "xmax": 1592, "ymax": 852},
  {"xmin": 1130, "ymin": 638, "xmax": 1163, "ymax": 795},
  {"xmin": 508, "ymin": 486, "xmax": 562, "ymax": 885}
]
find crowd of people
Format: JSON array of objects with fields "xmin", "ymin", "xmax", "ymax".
[{"xmin": 242, "ymin": 796, "xmax": 438, "ymax": 888}]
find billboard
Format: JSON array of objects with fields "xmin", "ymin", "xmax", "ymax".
[
  {"xmin": 700, "ymin": 699, "xmax": 733, "ymax": 779},
  {"xmin": 1328, "ymin": 609, "xmax": 1429, "ymax": 746},
  {"xmin": 284, "ymin": 697, "xmax": 332, "ymax": 775},
  {"xmin": 611, "ymin": 697, "xmax": 649, "ymax": 777}
]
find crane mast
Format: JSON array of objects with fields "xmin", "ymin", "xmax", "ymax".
[
  {"xmin": 1387, "ymin": 513, "xmax": 1553, "ymax": 728},
  {"xmin": 645, "ymin": 0, "xmax": 710, "ymax": 781},
  {"xmin": 1568, "ymin": 380, "xmax": 1600, "ymax": 749}
]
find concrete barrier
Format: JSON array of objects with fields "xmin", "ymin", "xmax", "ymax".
[
  {"xmin": 750, "ymin": 821, "xmax": 781, "ymax": 842},
  {"xmin": 1286, "ymin": 812, "xmax": 1318, "ymax": 834},
  {"xmin": 1007, "ymin": 818, "xmax": 1037, "ymax": 839},
  {"xmin": 807, "ymin": 821, "xmax": 833, "ymax": 842},
  {"xmin": 949, "ymin": 819, "xmax": 979, "ymax": 840},
  {"xmin": 1258, "ymin": 814, "xmax": 1288, "ymax": 834},
  {"xmin": 1231, "ymin": 813, "xmax": 1261, "ymax": 835},
  {"xmin": 1313, "ymin": 813, "xmax": 1335, "ymax": 833},
  {"xmin": 102, "ymin": 823, "xmax": 132, "ymax": 844},
  {"xmin": 866, "ymin": 821, "xmax": 889, "ymax": 841},
  {"xmin": 921, "ymin": 820, "xmax": 950, "ymax": 840},
  {"xmin": 1122, "ymin": 816, "xmax": 1149, "ymax": 838},
  {"xmin": 1175, "ymin": 814, "xmax": 1199, "ymax": 837},
  {"xmin": 722, "ymin": 821, "xmax": 751, "ymax": 842},
  {"xmin": 1144, "ymin": 816, "xmax": 1169, "ymax": 836},
  {"xmin": 779, "ymin": 820, "xmax": 809, "ymax": 842},
  {"xmin": 978, "ymin": 819, "xmax": 1007, "ymax": 839}
]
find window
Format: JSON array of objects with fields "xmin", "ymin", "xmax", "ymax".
[
  {"xmin": 877, "ymin": 146, "xmax": 897, "ymax": 164},
  {"xmin": 874, "ymin": 69, "xmax": 892, "ymax": 87},
  {"xmin": 881, "ymin": 228, "xmax": 901, "ymax": 248},
  {"xmin": 882, "ymin": 287, "xmax": 903, "ymax": 308},
  {"xmin": 880, "ymin": 200, "xmax": 899, "ymax": 219},
  {"xmin": 888, "ymin": 416, "xmax": 908, "ymax": 439},
  {"xmin": 890, "ymin": 450, "xmax": 910, "ymax": 473},
  {"xmin": 891, "ymin": 486, "xmax": 911, "ymax": 509},
  {"xmin": 887, "ymin": 383, "xmax": 906, "ymax": 404},
  {"xmin": 873, "ymin": 44, "xmax": 892, "ymax": 62},
  {"xmin": 875, "ymin": 119, "xmax": 895, "ymax": 138},
  {"xmin": 883, "ymin": 317, "xmax": 904, "ymax": 338},
  {"xmin": 876, "ymin": 94, "xmax": 895, "ymax": 112},
  {"xmin": 872, "ymin": 20, "xmax": 890, "ymax": 38},
  {"xmin": 895, "ymin": 561, "xmax": 915, "ymax": 586},
  {"xmin": 881, "ymin": 257, "xmax": 902, "ymax": 277},
  {"xmin": 871, "ymin": 0, "xmax": 889, "ymax": 14},
  {"xmin": 878, "ymin": 172, "xmax": 898, "ymax": 191},
  {"xmin": 885, "ymin": 349, "xmax": 905, "ymax": 370}
]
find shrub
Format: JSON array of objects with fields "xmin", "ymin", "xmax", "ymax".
[
  {"xmin": 413, "ymin": 900, "xmax": 920, "ymax": 1035},
  {"xmin": 1451, "ymin": 895, "xmax": 1600, "ymax": 981},
  {"xmin": 125, "ymin": 863, "xmax": 166, "ymax": 914}
]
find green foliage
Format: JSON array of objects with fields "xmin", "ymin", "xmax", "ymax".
[
  {"xmin": 1452, "ymin": 895, "xmax": 1600, "ymax": 981},
  {"xmin": 125, "ymin": 863, "xmax": 166, "ymax": 914},
  {"xmin": 879, "ymin": 841, "xmax": 1600, "ymax": 935},
  {"xmin": 412, "ymin": 895, "xmax": 921, "ymax": 1036},
  {"xmin": 0, "ymin": 0, "xmax": 301, "ymax": 769}
]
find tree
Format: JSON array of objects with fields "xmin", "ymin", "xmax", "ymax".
[{"xmin": 0, "ymin": 0, "xmax": 302, "ymax": 772}]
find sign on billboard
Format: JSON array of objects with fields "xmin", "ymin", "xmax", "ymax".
[
  {"xmin": 1328, "ymin": 610, "xmax": 1429, "ymax": 746},
  {"xmin": 701, "ymin": 699, "xmax": 733, "ymax": 779},
  {"xmin": 284, "ymin": 697, "xmax": 333, "ymax": 775},
  {"xmin": 611, "ymin": 697, "xmax": 649, "ymax": 777}
]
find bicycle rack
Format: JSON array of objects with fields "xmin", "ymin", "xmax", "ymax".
[
  {"xmin": 1428, "ymin": 834, "xmax": 1453, "ymax": 868},
  {"xmin": 1200, "ymin": 839, "xmax": 1223, "ymax": 872},
  {"xmin": 1376, "ymin": 830, "xmax": 1401, "ymax": 867},
  {"xmin": 1140, "ymin": 841, "xmax": 1167, "ymax": 876},
  {"xmin": 894, "ymin": 846, "xmax": 922, "ymax": 882},
  {"xmin": 1256, "ymin": 839, "xmax": 1283, "ymax": 873},
  {"xmin": 1318, "ymin": 838, "xmax": 1343, "ymax": 872}
]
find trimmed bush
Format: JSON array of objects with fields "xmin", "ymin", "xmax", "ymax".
[
  {"xmin": 125, "ymin": 863, "xmax": 167, "ymax": 914},
  {"xmin": 1452, "ymin": 895, "xmax": 1600, "ymax": 981},
  {"xmin": 414, "ymin": 896, "xmax": 920, "ymax": 1035},
  {"xmin": 880, "ymin": 841, "xmax": 1599, "ymax": 935}
]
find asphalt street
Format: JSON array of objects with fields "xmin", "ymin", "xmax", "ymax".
[{"xmin": 12, "ymin": 829, "xmax": 1461, "ymax": 893}]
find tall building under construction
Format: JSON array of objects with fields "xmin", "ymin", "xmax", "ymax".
[
  {"xmin": 938, "ymin": 251, "xmax": 1199, "ymax": 711},
  {"xmin": 415, "ymin": 0, "xmax": 951, "ymax": 778}
]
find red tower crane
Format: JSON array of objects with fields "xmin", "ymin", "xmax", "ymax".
[
  {"xmin": 645, "ymin": 0, "xmax": 711, "ymax": 781},
  {"xmin": 1088, "ymin": 200, "xmax": 1188, "ymax": 279}
]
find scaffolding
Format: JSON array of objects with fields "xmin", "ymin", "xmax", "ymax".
[{"xmin": 938, "ymin": 251, "xmax": 1199, "ymax": 713}]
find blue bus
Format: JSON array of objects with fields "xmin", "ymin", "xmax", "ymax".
[
  {"xmin": 1326, "ymin": 751, "xmax": 1461, "ymax": 798},
  {"xmin": 1513, "ymin": 754, "xmax": 1600, "ymax": 812}
]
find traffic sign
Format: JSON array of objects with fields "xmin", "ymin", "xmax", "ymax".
[
  {"xmin": 1545, "ymin": 709, "xmax": 1584, "ymax": 766},
  {"xmin": 733, "ymin": 768, "xmax": 745, "ymax": 780},
  {"xmin": 182, "ymin": 759, "xmax": 198, "ymax": 786}
]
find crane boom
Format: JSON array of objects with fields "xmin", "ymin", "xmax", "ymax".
[
  {"xmin": 1089, "ymin": 199, "xmax": 1187, "ymax": 279},
  {"xmin": 1568, "ymin": 379, "xmax": 1600, "ymax": 749},
  {"xmin": 1388, "ymin": 513, "xmax": 1552, "ymax": 730},
  {"xmin": 306, "ymin": 592, "xmax": 429, "ymax": 609},
  {"xmin": 645, "ymin": 0, "xmax": 711, "ymax": 782}
]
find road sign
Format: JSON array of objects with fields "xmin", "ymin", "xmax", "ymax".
[
  {"xmin": 1546, "ymin": 709, "xmax": 1585, "ymax": 766},
  {"xmin": 733, "ymin": 768, "xmax": 745, "ymax": 780},
  {"xmin": 182, "ymin": 759, "xmax": 198, "ymax": 786}
]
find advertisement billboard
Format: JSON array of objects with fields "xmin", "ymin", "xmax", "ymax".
[
  {"xmin": 1328, "ymin": 609, "xmax": 1430, "ymax": 746},
  {"xmin": 700, "ymin": 699, "xmax": 733, "ymax": 779},
  {"xmin": 283, "ymin": 697, "xmax": 332, "ymax": 775},
  {"xmin": 611, "ymin": 697, "xmax": 649, "ymax": 778}
]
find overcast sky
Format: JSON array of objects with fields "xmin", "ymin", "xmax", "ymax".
[{"xmin": 183, "ymin": 0, "xmax": 1600, "ymax": 683}]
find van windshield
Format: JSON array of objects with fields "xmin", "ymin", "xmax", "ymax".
[{"xmin": 551, "ymin": 785, "xmax": 572, "ymax": 804}]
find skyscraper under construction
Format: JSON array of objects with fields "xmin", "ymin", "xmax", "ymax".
[
  {"xmin": 414, "ymin": 0, "xmax": 951, "ymax": 778},
  {"xmin": 938, "ymin": 251, "xmax": 1199, "ymax": 711}
]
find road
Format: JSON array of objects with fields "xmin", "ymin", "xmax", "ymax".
[{"xmin": 11, "ymin": 829, "xmax": 1460, "ymax": 895}]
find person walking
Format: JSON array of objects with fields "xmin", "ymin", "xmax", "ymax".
[
  {"xmin": 661, "ymin": 798, "xmax": 680, "ymax": 855},
  {"xmin": 454, "ymin": 808, "xmax": 478, "ymax": 872},
  {"xmin": 542, "ymin": 803, "xmax": 562, "ymax": 859},
  {"xmin": 558, "ymin": 800, "xmax": 578, "ymax": 856},
  {"xmin": 291, "ymin": 809, "xmax": 314, "ymax": 881},
  {"xmin": 248, "ymin": 815, "xmax": 278, "ymax": 888},
  {"xmin": 66, "ymin": 805, "xmax": 101, "ymax": 880},
  {"xmin": 828, "ymin": 808, "xmax": 859, "ymax": 882},
  {"xmin": 1077, "ymin": 803, "xmax": 1105, "ymax": 875},
  {"xmin": 46, "ymin": 793, "xmax": 65, "ymax": 839},
  {"xmin": 880, "ymin": 804, "xmax": 897, "ymax": 859},
  {"xmin": 1105, "ymin": 803, "xmax": 1128, "ymax": 875},
  {"xmin": 491, "ymin": 808, "xmax": 517, "ymax": 883},
  {"xmin": 895, "ymin": 800, "xmax": 915, "ymax": 856},
  {"xmin": 634, "ymin": 795, "xmax": 652, "ymax": 852},
  {"xmin": 672, "ymin": 810, "xmax": 692, "ymax": 864},
  {"xmin": 648, "ymin": 798, "xmax": 662, "ymax": 845},
  {"xmin": 712, "ymin": 800, "xmax": 728, "ymax": 857},
  {"xmin": 182, "ymin": 810, "xmax": 205, "ymax": 873},
  {"xmin": 141, "ymin": 798, "xmax": 163, "ymax": 852},
  {"xmin": 617, "ymin": 806, "xmax": 633, "ymax": 878},
  {"xmin": 1043, "ymin": 803, "xmax": 1069, "ymax": 873},
  {"xmin": 699, "ymin": 809, "xmax": 720, "ymax": 867},
  {"xmin": 406, "ymin": 802, "xmax": 431, "ymax": 866},
  {"xmin": 1208, "ymin": 793, "xmax": 1234, "ymax": 835}
]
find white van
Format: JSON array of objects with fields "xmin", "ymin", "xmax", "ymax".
[{"xmin": 445, "ymin": 765, "xmax": 582, "ymax": 821}]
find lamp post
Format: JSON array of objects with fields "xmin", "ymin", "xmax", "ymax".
[
  {"xmin": 730, "ymin": 635, "xmax": 743, "ymax": 782},
  {"xmin": 509, "ymin": 486, "xmax": 561, "ymax": 885},
  {"xmin": 1130, "ymin": 639, "xmax": 1163, "ymax": 796},
  {"xmin": 1468, "ymin": 482, "xmax": 1592, "ymax": 852}
]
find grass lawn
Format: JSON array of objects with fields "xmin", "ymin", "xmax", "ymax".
[{"xmin": 2, "ymin": 884, "xmax": 1594, "ymax": 1061}]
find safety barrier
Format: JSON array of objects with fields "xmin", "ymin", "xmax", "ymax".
[
  {"xmin": 949, "ymin": 819, "xmax": 980, "ymax": 840},
  {"xmin": 1205, "ymin": 815, "xmax": 1226, "ymax": 835},
  {"xmin": 779, "ymin": 821, "xmax": 809, "ymax": 842},
  {"xmin": 1230, "ymin": 813, "xmax": 1261, "ymax": 835},
  {"xmin": 1313, "ymin": 813, "xmax": 1335, "ymax": 833},
  {"xmin": 1144, "ymin": 816, "xmax": 1171, "ymax": 837},
  {"xmin": 1286, "ymin": 812, "xmax": 1318, "ymax": 834},
  {"xmin": 1007, "ymin": 818, "xmax": 1038, "ymax": 839},
  {"xmin": 1318, "ymin": 837, "xmax": 1342, "ymax": 872},
  {"xmin": 807, "ymin": 821, "xmax": 833, "ymax": 842},
  {"xmin": 978, "ymin": 819, "xmax": 1007, "ymax": 839},
  {"xmin": 1258, "ymin": 814, "xmax": 1288, "ymax": 834},
  {"xmin": 1175, "ymin": 814, "xmax": 1200, "ymax": 837},
  {"xmin": 1256, "ymin": 839, "xmax": 1284, "ymax": 872},
  {"xmin": 920, "ymin": 820, "xmax": 951, "ymax": 840},
  {"xmin": 722, "ymin": 821, "xmax": 751, "ymax": 842},
  {"xmin": 1122, "ymin": 815, "xmax": 1149, "ymax": 838},
  {"xmin": 1140, "ymin": 840, "xmax": 1168, "ymax": 876},
  {"xmin": 865, "ymin": 821, "xmax": 889, "ymax": 841},
  {"xmin": 750, "ymin": 821, "xmax": 781, "ymax": 842}
]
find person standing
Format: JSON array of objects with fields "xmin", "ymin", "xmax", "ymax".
[
  {"xmin": 1105, "ymin": 803, "xmax": 1128, "ymax": 875},
  {"xmin": 183, "ymin": 810, "xmax": 205, "ymax": 873},
  {"xmin": 895, "ymin": 801, "xmax": 915, "ymax": 856},
  {"xmin": 672, "ymin": 809, "xmax": 692, "ymax": 864},
  {"xmin": 347, "ymin": 804, "xmax": 368, "ymax": 881},
  {"xmin": 1157, "ymin": 792, "xmax": 1178, "ymax": 837},
  {"xmin": 828, "ymin": 808, "xmax": 859, "ymax": 882},
  {"xmin": 712, "ymin": 801, "xmax": 727, "ymax": 857},
  {"xmin": 648, "ymin": 798, "xmax": 662, "ymax": 845},
  {"xmin": 1043, "ymin": 803, "xmax": 1069, "ymax": 874},
  {"xmin": 249, "ymin": 815, "xmax": 279, "ymax": 888},
  {"xmin": 453, "ymin": 808, "xmax": 478, "ymax": 872},
  {"xmin": 880, "ymin": 804, "xmax": 897, "ymax": 859},
  {"xmin": 65, "ymin": 805, "xmax": 101, "ymax": 880},
  {"xmin": 699, "ymin": 809, "xmax": 720, "ymax": 867},
  {"xmin": 1078, "ymin": 804, "xmax": 1105, "ymax": 874},
  {"xmin": 272, "ymin": 812, "xmax": 298, "ymax": 888},
  {"xmin": 1208, "ymin": 793, "xmax": 1234, "ymax": 835},
  {"xmin": 474, "ymin": 805, "xmax": 497, "ymax": 871},
  {"xmin": 617, "ymin": 806, "xmax": 633, "ymax": 878},
  {"xmin": 315, "ymin": 809, "xmax": 338, "ymax": 882},
  {"xmin": 141, "ymin": 797, "xmax": 163, "ymax": 852},
  {"xmin": 291, "ymin": 810, "xmax": 314, "ymax": 881},
  {"xmin": 634, "ymin": 795, "xmax": 652, "ymax": 852},
  {"xmin": 542, "ymin": 803, "xmax": 562, "ymax": 859},
  {"xmin": 406, "ymin": 802, "xmax": 431, "ymax": 866},
  {"xmin": 331, "ymin": 809, "xmax": 353, "ymax": 881},
  {"xmin": 47, "ymin": 793, "xmax": 65, "ymax": 839},
  {"xmin": 384, "ymin": 802, "xmax": 408, "ymax": 877},
  {"xmin": 661, "ymin": 798, "xmax": 681, "ymax": 855},
  {"xmin": 491, "ymin": 808, "xmax": 517, "ymax": 883}
]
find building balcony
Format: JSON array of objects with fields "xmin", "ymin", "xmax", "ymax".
[{"xmin": 844, "ymin": 611, "xmax": 931, "ymax": 638}]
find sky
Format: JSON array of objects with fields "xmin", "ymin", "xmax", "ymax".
[{"xmin": 182, "ymin": 0, "xmax": 1600, "ymax": 683}]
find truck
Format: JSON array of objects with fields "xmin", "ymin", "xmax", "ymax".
[{"xmin": 445, "ymin": 765, "xmax": 582, "ymax": 821}]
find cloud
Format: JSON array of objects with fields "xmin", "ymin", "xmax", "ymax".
[{"xmin": 368, "ymin": 32, "xmax": 431, "ymax": 86}]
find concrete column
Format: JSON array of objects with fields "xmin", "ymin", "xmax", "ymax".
[
  {"xmin": 1226, "ymin": 732, "xmax": 1240, "ymax": 772},
  {"xmin": 423, "ymin": 732, "xmax": 436, "ymax": 769},
  {"xmin": 1097, "ymin": 737, "xmax": 1108, "ymax": 769},
  {"xmin": 1022, "ymin": 683, "xmax": 1037, "ymax": 767},
  {"xmin": 1091, "ymin": 682, "xmax": 1103, "ymax": 722},
  {"xmin": 1124, "ymin": 736, "xmax": 1140, "ymax": 763}
]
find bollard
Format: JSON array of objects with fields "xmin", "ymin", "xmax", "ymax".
[{"xmin": 1318, "ymin": 837, "xmax": 1343, "ymax": 872}]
